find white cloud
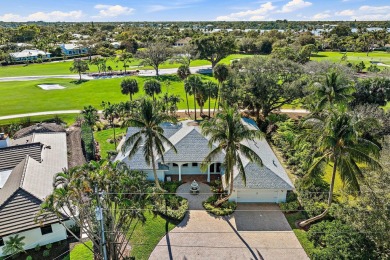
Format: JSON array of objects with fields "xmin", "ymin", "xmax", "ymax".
[
  {"xmin": 336, "ymin": 5, "xmax": 390, "ymax": 20},
  {"xmin": 216, "ymin": 2, "xmax": 276, "ymax": 21},
  {"xmin": 94, "ymin": 4, "xmax": 134, "ymax": 17},
  {"xmin": 312, "ymin": 12, "xmax": 331, "ymax": 20},
  {"xmin": 278, "ymin": 0, "xmax": 312, "ymax": 13},
  {"xmin": 0, "ymin": 10, "xmax": 83, "ymax": 22}
]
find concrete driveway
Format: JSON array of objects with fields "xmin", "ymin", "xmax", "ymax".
[{"xmin": 149, "ymin": 203, "xmax": 308, "ymax": 260}]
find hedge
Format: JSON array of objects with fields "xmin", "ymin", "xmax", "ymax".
[
  {"xmin": 156, "ymin": 195, "xmax": 188, "ymax": 221},
  {"xmin": 202, "ymin": 195, "xmax": 237, "ymax": 216},
  {"xmin": 81, "ymin": 123, "xmax": 95, "ymax": 161}
]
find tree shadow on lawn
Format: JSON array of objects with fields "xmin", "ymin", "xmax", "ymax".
[
  {"xmin": 70, "ymin": 79, "xmax": 90, "ymax": 85},
  {"xmin": 310, "ymin": 54, "xmax": 329, "ymax": 58}
]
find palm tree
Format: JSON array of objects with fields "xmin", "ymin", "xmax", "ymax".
[
  {"xmin": 314, "ymin": 70, "xmax": 354, "ymax": 111},
  {"xmin": 184, "ymin": 75, "xmax": 203, "ymax": 120},
  {"xmin": 204, "ymin": 81, "xmax": 218, "ymax": 117},
  {"xmin": 177, "ymin": 65, "xmax": 191, "ymax": 115},
  {"xmin": 121, "ymin": 78, "xmax": 139, "ymax": 101},
  {"xmin": 69, "ymin": 59, "xmax": 89, "ymax": 81},
  {"xmin": 299, "ymin": 109, "xmax": 382, "ymax": 227},
  {"xmin": 2, "ymin": 234, "xmax": 25, "ymax": 257},
  {"xmin": 213, "ymin": 63, "xmax": 229, "ymax": 110},
  {"xmin": 143, "ymin": 79, "xmax": 162, "ymax": 102},
  {"xmin": 122, "ymin": 99, "xmax": 177, "ymax": 190},
  {"xmin": 201, "ymin": 104, "xmax": 263, "ymax": 205},
  {"xmin": 81, "ymin": 105, "xmax": 99, "ymax": 128},
  {"xmin": 102, "ymin": 101, "xmax": 118, "ymax": 149}
]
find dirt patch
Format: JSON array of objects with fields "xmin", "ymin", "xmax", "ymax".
[{"xmin": 67, "ymin": 126, "xmax": 87, "ymax": 168}]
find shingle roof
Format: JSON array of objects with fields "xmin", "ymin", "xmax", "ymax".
[
  {"xmin": 10, "ymin": 49, "xmax": 50, "ymax": 58},
  {"xmin": 0, "ymin": 189, "xmax": 60, "ymax": 237},
  {"xmin": 0, "ymin": 143, "xmax": 42, "ymax": 171}
]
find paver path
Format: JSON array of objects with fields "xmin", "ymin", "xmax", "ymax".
[
  {"xmin": 176, "ymin": 182, "xmax": 212, "ymax": 210},
  {"xmin": 149, "ymin": 187, "xmax": 308, "ymax": 260}
]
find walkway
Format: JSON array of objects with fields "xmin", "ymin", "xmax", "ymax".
[
  {"xmin": 0, "ymin": 109, "xmax": 309, "ymax": 121},
  {"xmin": 149, "ymin": 185, "xmax": 308, "ymax": 259},
  {"xmin": 176, "ymin": 182, "xmax": 212, "ymax": 210}
]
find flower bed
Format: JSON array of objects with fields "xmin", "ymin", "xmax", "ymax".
[{"xmin": 202, "ymin": 195, "xmax": 237, "ymax": 216}]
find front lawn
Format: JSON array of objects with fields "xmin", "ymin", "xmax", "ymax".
[
  {"xmin": 129, "ymin": 211, "xmax": 177, "ymax": 260},
  {"xmin": 94, "ymin": 127, "xmax": 127, "ymax": 159},
  {"xmin": 63, "ymin": 241, "xmax": 93, "ymax": 260}
]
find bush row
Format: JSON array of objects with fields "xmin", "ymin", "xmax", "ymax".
[
  {"xmin": 202, "ymin": 195, "xmax": 236, "ymax": 216},
  {"xmin": 81, "ymin": 123, "xmax": 95, "ymax": 161}
]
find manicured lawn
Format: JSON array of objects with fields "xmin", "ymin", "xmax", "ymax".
[
  {"xmin": 94, "ymin": 127, "xmax": 127, "ymax": 158},
  {"xmin": 0, "ymin": 113, "xmax": 78, "ymax": 126},
  {"xmin": 284, "ymin": 212, "xmax": 316, "ymax": 257},
  {"xmin": 0, "ymin": 74, "xmax": 217, "ymax": 117},
  {"xmin": 0, "ymin": 54, "xmax": 252, "ymax": 77},
  {"xmin": 63, "ymin": 240, "xmax": 93, "ymax": 260},
  {"xmin": 311, "ymin": 51, "xmax": 390, "ymax": 70},
  {"xmin": 129, "ymin": 211, "xmax": 177, "ymax": 260}
]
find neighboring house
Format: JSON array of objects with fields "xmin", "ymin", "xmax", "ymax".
[
  {"xmin": 173, "ymin": 37, "xmax": 191, "ymax": 47},
  {"xmin": 111, "ymin": 42, "xmax": 121, "ymax": 49},
  {"xmin": 9, "ymin": 49, "xmax": 51, "ymax": 62},
  {"xmin": 115, "ymin": 119, "xmax": 294, "ymax": 203},
  {"xmin": 385, "ymin": 44, "xmax": 390, "ymax": 51},
  {"xmin": 59, "ymin": 43, "xmax": 88, "ymax": 56},
  {"xmin": 0, "ymin": 133, "xmax": 71, "ymax": 257}
]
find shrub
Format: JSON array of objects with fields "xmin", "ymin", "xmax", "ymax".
[
  {"xmin": 81, "ymin": 123, "xmax": 95, "ymax": 161},
  {"xmin": 42, "ymin": 250, "xmax": 50, "ymax": 257},
  {"xmin": 26, "ymin": 256, "xmax": 32, "ymax": 260},
  {"xmin": 161, "ymin": 181, "xmax": 182, "ymax": 193},
  {"xmin": 156, "ymin": 196, "xmax": 188, "ymax": 221},
  {"xmin": 202, "ymin": 196, "xmax": 237, "ymax": 216},
  {"xmin": 34, "ymin": 244, "xmax": 41, "ymax": 252},
  {"xmin": 45, "ymin": 243, "xmax": 52, "ymax": 250},
  {"xmin": 279, "ymin": 201, "xmax": 300, "ymax": 213}
]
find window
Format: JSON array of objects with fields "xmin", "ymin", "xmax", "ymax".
[
  {"xmin": 0, "ymin": 237, "xmax": 4, "ymax": 247},
  {"xmin": 192, "ymin": 163, "xmax": 198, "ymax": 167},
  {"xmin": 40, "ymin": 225, "xmax": 53, "ymax": 235},
  {"xmin": 172, "ymin": 163, "xmax": 178, "ymax": 167},
  {"xmin": 182, "ymin": 163, "xmax": 188, "ymax": 167}
]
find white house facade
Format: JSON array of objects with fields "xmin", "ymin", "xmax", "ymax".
[
  {"xmin": 60, "ymin": 43, "xmax": 88, "ymax": 56},
  {"xmin": 9, "ymin": 49, "xmax": 51, "ymax": 62},
  {"xmin": 115, "ymin": 119, "xmax": 294, "ymax": 203}
]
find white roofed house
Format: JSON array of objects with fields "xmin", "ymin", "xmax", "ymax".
[
  {"xmin": 60, "ymin": 43, "xmax": 88, "ymax": 57},
  {"xmin": 9, "ymin": 49, "xmax": 51, "ymax": 63},
  {"xmin": 115, "ymin": 119, "xmax": 294, "ymax": 203},
  {"xmin": 0, "ymin": 133, "xmax": 72, "ymax": 257}
]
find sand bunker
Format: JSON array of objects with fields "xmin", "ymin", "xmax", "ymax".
[{"xmin": 38, "ymin": 84, "xmax": 66, "ymax": 90}]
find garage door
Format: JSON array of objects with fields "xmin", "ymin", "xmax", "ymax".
[{"xmin": 237, "ymin": 189, "xmax": 279, "ymax": 203}]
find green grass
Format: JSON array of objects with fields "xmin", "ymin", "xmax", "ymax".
[
  {"xmin": 0, "ymin": 113, "xmax": 78, "ymax": 127},
  {"xmin": 0, "ymin": 74, "xmax": 218, "ymax": 117},
  {"xmin": 94, "ymin": 127, "xmax": 127, "ymax": 158},
  {"xmin": 129, "ymin": 211, "xmax": 177, "ymax": 260},
  {"xmin": 0, "ymin": 54, "xmax": 251, "ymax": 77},
  {"xmin": 284, "ymin": 212, "xmax": 316, "ymax": 257},
  {"xmin": 322, "ymin": 163, "xmax": 344, "ymax": 194},
  {"xmin": 63, "ymin": 240, "xmax": 93, "ymax": 260},
  {"xmin": 311, "ymin": 51, "xmax": 390, "ymax": 70}
]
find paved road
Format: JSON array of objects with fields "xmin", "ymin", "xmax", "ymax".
[
  {"xmin": 0, "ymin": 109, "xmax": 309, "ymax": 121},
  {"xmin": 0, "ymin": 65, "xmax": 212, "ymax": 82}
]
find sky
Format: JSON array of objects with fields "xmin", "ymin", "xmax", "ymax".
[{"xmin": 0, "ymin": 0, "xmax": 390, "ymax": 22}]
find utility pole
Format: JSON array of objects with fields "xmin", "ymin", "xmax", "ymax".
[{"xmin": 95, "ymin": 186, "xmax": 108, "ymax": 260}]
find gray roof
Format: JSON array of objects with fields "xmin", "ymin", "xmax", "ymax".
[
  {"xmin": 163, "ymin": 128, "xmax": 225, "ymax": 163},
  {"xmin": 0, "ymin": 133, "xmax": 68, "ymax": 236},
  {"xmin": 0, "ymin": 189, "xmax": 60, "ymax": 237},
  {"xmin": 0, "ymin": 142, "xmax": 42, "ymax": 171}
]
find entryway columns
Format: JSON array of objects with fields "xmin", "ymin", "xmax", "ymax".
[
  {"xmin": 207, "ymin": 164, "xmax": 211, "ymax": 182},
  {"xmin": 178, "ymin": 163, "xmax": 182, "ymax": 181}
]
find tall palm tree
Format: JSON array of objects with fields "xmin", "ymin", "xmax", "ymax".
[
  {"xmin": 299, "ymin": 109, "xmax": 382, "ymax": 227},
  {"xmin": 143, "ymin": 79, "xmax": 162, "ymax": 102},
  {"xmin": 184, "ymin": 75, "xmax": 203, "ymax": 120},
  {"xmin": 122, "ymin": 99, "xmax": 177, "ymax": 190},
  {"xmin": 204, "ymin": 81, "xmax": 218, "ymax": 117},
  {"xmin": 314, "ymin": 70, "xmax": 354, "ymax": 111},
  {"xmin": 81, "ymin": 105, "xmax": 99, "ymax": 128},
  {"xmin": 201, "ymin": 104, "xmax": 263, "ymax": 205},
  {"xmin": 177, "ymin": 65, "xmax": 191, "ymax": 115},
  {"xmin": 213, "ymin": 63, "xmax": 229, "ymax": 110},
  {"xmin": 121, "ymin": 78, "xmax": 139, "ymax": 101},
  {"xmin": 2, "ymin": 234, "xmax": 25, "ymax": 257},
  {"xmin": 101, "ymin": 101, "xmax": 119, "ymax": 149}
]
